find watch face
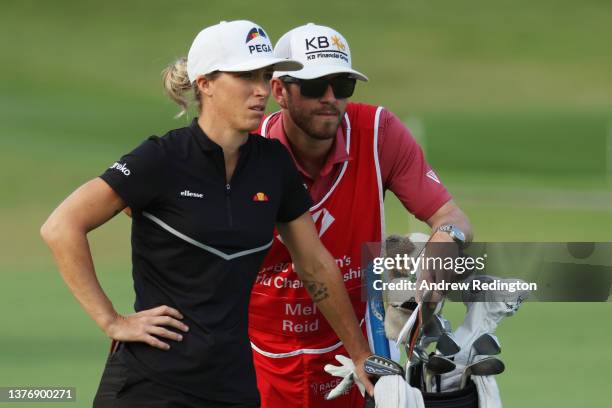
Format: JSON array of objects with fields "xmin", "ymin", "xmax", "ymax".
[
  {"xmin": 440, "ymin": 225, "xmax": 465, "ymax": 246},
  {"xmin": 451, "ymin": 229, "xmax": 466, "ymax": 244}
]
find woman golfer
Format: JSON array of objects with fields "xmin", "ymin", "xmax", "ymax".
[{"xmin": 41, "ymin": 20, "xmax": 373, "ymax": 407}]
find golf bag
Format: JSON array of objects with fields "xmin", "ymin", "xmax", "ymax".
[{"xmin": 375, "ymin": 234, "xmax": 530, "ymax": 407}]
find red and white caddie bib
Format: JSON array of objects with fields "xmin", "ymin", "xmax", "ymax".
[{"xmin": 249, "ymin": 103, "xmax": 386, "ymax": 356}]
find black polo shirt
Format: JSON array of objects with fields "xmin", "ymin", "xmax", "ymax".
[{"xmin": 99, "ymin": 119, "xmax": 311, "ymax": 405}]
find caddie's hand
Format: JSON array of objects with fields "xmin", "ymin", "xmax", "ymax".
[
  {"xmin": 354, "ymin": 354, "xmax": 375, "ymax": 397},
  {"xmin": 104, "ymin": 305, "xmax": 189, "ymax": 350},
  {"xmin": 416, "ymin": 232, "xmax": 460, "ymax": 303}
]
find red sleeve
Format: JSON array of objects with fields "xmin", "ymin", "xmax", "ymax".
[{"xmin": 378, "ymin": 109, "xmax": 452, "ymax": 221}]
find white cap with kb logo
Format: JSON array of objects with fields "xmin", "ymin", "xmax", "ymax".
[
  {"xmin": 273, "ymin": 23, "xmax": 368, "ymax": 81},
  {"xmin": 187, "ymin": 20, "xmax": 303, "ymax": 82}
]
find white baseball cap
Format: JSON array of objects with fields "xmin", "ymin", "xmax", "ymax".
[
  {"xmin": 187, "ymin": 20, "xmax": 303, "ymax": 82},
  {"xmin": 273, "ymin": 23, "xmax": 368, "ymax": 81}
]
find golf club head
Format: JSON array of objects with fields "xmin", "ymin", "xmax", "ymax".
[
  {"xmin": 364, "ymin": 355, "xmax": 405, "ymax": 377},
  {"xmin": 460, "ymin": 356, "xmax": 505, "ymax": 389},
  {"xmin": 425, "ymin": 355, "xmax": 456, "ymax": 392},
  {"xmin": 474, "ymin": 333, "xmax": 501, "ymax": 356},
  {"xmin": 471, "ymin": 356, "xmax": 505, "ymax": 376},
  {"xmin": 436, "ymin": 332, "xmax": 461, "ymax": 356},
  {"xmin": 426, "ymin": 355, "xmax": 456, "ymax": 375}
]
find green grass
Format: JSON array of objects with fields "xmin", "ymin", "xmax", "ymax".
[{"xmin": 1, "ymin": 0, "xmax": 612, "ymax": 406}]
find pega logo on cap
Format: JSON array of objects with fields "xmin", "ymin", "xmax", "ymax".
[
  {"xmin": 304, "ymin": 35, "xmax": 348, "ymax": 63},
  {"xmin": 246, "ymin": 27, "xmax": 267, "ymax": 43},
  {"xmin": 246, "ymin": 27, "xmax": 272, "ymax": 54}
]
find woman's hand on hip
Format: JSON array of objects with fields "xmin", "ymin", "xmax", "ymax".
[{"xmin": 104, "ymin": 305, "xmax": 190, "ymax": 350}]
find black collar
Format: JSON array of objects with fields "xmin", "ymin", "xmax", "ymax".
[
  {"xmin": 190, "ymin": 118, "xmax": 222, "ymax": 152},
  {"xmin": 190, "ymin": 118, "xmax": 252, "ymax": 153}
]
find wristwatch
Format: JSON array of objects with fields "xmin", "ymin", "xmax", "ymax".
[{"xmin": 437, "ymin": 224, "xmax": 467, "ymax": 248}]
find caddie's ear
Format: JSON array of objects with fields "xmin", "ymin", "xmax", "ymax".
[{"xmin": 271, "ymin": 78, "xmax": 288, "ymax": 109}]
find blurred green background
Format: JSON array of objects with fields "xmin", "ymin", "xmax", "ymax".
[{"xmin": 1, "ymin": 0, "xmax": 611, "ymax": 406}]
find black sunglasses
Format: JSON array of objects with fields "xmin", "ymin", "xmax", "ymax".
[{"xmin": 281, "ymin": 75, "xmax": 356, "ymax": 99}]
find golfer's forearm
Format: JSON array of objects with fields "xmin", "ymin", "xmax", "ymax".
[
  {"xmin": 41, "ymin": 226, "xmax": 117, "ymax": 333},
  {"xmin": 298, "ymin": 257, "xmax": 371, "ymax": 361}
]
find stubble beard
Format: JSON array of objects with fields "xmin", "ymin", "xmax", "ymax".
[{"xmin": 287, "ymin": 102, "xmax": 343, "ymax": 141}]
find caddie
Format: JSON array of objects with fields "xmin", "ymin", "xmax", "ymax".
[{"xmin": 248, "ymin": 23, "xmax": 473, "ymax": 407}]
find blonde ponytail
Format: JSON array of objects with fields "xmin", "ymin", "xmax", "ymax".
[{"xmin": 162, "ymin": 57, "xmax": 199, "ymax": 118}]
